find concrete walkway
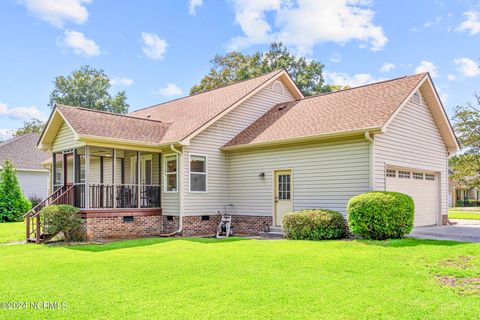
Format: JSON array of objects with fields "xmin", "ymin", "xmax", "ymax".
[{"xmin": 408, "ymin": 224, "xmax": 480, "ymax": 242}]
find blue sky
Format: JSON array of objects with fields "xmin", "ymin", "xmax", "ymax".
[{"xmin": 0, "ymin": 0, "xmax": 479, "ymax": 139}]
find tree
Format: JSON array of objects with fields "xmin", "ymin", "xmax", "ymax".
[
  {"xmin": 49, "ymin": 65, "xmax": 129, "ymax": 114},
  {"xmin": 0, "ymin": 160, "xmax": 31, "ymax": 222},
  {"xmin": 13, "ymin": 118, "xmax": 45, "ymax": 137},
  {"xmin": 451, "ymin": 93, "xmax": 480, "ymax": 187},
  {"xmin": 190, "ymin": 42, "xmax": 331, "ymax": 96}
]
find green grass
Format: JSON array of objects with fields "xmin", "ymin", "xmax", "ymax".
[
  {"xmin": 0, "ymin": 222, "xmax": 25, "ymax": 243},
  {"xmin": 0, "ymin": 238, "xmax": 479, "ymax": 319},
  {"xmin": 448, "ymin": 211, "xmax": 480, "ymax": 220}
]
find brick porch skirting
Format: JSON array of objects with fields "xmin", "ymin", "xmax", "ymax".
[
  {"xmin": 441, "ymin": 213, "xmax": 449, "ymax": 226},
  {"xmin": 81, "ymin": 209, "xmax": 163, "ymax": 241}
]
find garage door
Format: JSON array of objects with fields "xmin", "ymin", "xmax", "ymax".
[{"xmin": 385, "ymin": 168, "xmax": 438, "ymax": 226}]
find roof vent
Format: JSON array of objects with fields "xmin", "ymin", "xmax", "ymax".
[
  {"xmin": 278, "ymin": 105, "xmax": 287, "ymax": 111},
  {"xmin": 146, "ymin": 114, "xmax": 151, "ymax": 118}
]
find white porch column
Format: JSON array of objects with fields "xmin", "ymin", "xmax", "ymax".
[
  {"xmin": 137, "ymin": 151, "xmax": 141, "ymax": 208},
  {"xmin": 85, "ymin": 146, "xmax": 90, "ymax": 210},
  {"xmin": 113, "ymin": 148, "xmax": 116, "ymax": 209}
]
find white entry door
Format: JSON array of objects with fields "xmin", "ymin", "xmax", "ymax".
[
  {"xmin": 385, "ymin": 168, "xmax": 438, "ymax": 226},
  {"xmin": 274, "ymin": 170, "xmax": 293, "ymax": 226}
]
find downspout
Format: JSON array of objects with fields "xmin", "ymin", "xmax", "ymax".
[
  {"xmin": 170, "ymin": 144, "xmax": 183, "ymax": 235},
  {"xmin": 364, "ymin": 132, "xmax": 374, "ymax": 191}
]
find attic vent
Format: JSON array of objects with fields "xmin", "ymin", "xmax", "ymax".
[
  {"xmin": 272, "ymin": 80, "xmax": 285, "ymax": 94},
  {"xmin": 278, "ymin": 105, "xmax": 287, "ymax": 111},
  {"xmin": 411, "ymin": 91, "xmax": 421, "ymax": 104},
  {"xmin": 147, "ymin": 114, "xmax": 151, "ymax": 118}
]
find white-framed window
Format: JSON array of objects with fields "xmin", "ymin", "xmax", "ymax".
[
  {"xmin": 386, "ymin": 169, "xmax": 396, "ymax": 177},
  {"xmin": 398, "ymin": 171, "xmax": 411, "ymax": 179},
  {"xmin": 425, "ymin": 173, "xmax": 435, "ymax": 181},
  {"xmin": 164, "ymin": 154, "xmax": 178, "ymax": 192},
  {"xmin": 190, "ymin": 154, "xmax": 207, "ymax": 192},
  {"xmin": 413, "ymin": 172, "xmax": 424, "ymax": 180}
]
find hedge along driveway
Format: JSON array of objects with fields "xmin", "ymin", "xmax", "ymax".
[{"xmin": 1, "ymin": 238, "xmax": 480, "ymax": 319}]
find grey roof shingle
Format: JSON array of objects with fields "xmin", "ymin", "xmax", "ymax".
[{"xmin": 0, "ymin": 134, "xmax": 50, "ymax": 170}]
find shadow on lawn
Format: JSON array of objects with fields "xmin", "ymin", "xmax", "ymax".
[
  {"xmin": 64, "ymin": 236, "xmax": 249, "ymax": 252},
  {"xmin": 360, "ymin": 238, "xmax": 465, "ymax": 248}
]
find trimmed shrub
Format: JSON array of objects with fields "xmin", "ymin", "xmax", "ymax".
[
  {"xmin": 282, "ymin": 209, "xmax": 346, "ymax": 240},
  {"xmin": 29, "ymin": 196, "xmax": 43, "ymax": 209},
  {"xmin": 41, "ymin": 205, "xmax": 83, "ymax": 242},
  {"xmin": 347, "ymin": 192, "xmax": 414, "ymax": 240},
  {"xmin": 0, "ymin": 160, "xmax": 31, "ymax": 222}
]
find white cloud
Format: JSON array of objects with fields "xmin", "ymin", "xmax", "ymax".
[
  {"xmin": 454, "ymin": 57, "xmax": 480, "ymax": 77},
  {"xmin": 324, "ymin": 72, "xmax": 380, "ymax": 87},
  {"xmin": 0, "ymin": 103, "xmax": 46, "ymax": 121},
  {"xmin": 62, "ymin": 30, "xmax": 100, "ymax": 56},
  {"xmin": 456, "ymin": 11, "xmax": 480, "ymax": 35},
  {"xmin": 155, "ymin": 83, "xmax": 183, "ymax": 97},
  {"xmin": 141, "ymin": 32, "xmax": 168, "ymax": 60},
  {"xmin": 440, "ymin": 93, "xmax": 450, "ymax": 104},
  {"xmin": 189, "ymin": 0, "xmax": 203, "ymax": 15},
  {"xmin": 21, "ymin": 0, "xmax": 91, "ymax": 28},
  {"xmin": 415, "ymin": 60, "xmax": 439, "ymax": 78},
  {"xmin": 447, "ymin": 74, "xmax": 456, "ymax": 81},
  {"xmin": 228, "ymin": 0, "xmax": 387, "ymax": 54},
  {"xmin": 411, "ymin": 16, "xmax": 442, "ymax": 32},
  {"xmin": 380, "ymin": 62, "xmax": 395, "ymax": 73},
  {"xmin": 0, "ymin": 129, "xmax": 13, "ymax": 141},
  {"xmin": 330, "ymin": 53, "xmax": 341, "ymax": 63},
  {"xmin": 110, "ymin": 77, "xmax": 133, "ymax": 86}
]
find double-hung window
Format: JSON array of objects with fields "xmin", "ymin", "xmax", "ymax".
[
  {"xmin": 164, "ymin": 154, "xmax": 178, "ymax": 192},
  {"xmin": 190, "ymin": 155, "xmax": 207, "ymax": 192}
]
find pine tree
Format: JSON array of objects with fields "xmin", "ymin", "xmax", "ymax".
[{"xmin": 0, "ymin": 160, "xmax": 31, "ymax": 222}]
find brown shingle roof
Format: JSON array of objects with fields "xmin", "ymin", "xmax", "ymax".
[
  {"xmin": 57, "ymin": 105, "xmax": 171, "ymax": 144},
  {"xmin": 224, "ymin": 73, "xmax": 427, "ymax": 148},
  {"xmin": 0, "ymin": 134, "xmax": 50, "ymax": 170},
  {"xmin": 129, "ymin": 70, "xmax": 284, "ymax": 143}
]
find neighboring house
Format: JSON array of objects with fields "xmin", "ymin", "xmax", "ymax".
[
  {"xmin": 34, "ymin": 70, "xmax": 459, "ymax": 241},
  {"xmin": 0, "ymin": 133, "xmax": 50, "ymax": 200},
  {"xmin": 449, "ymin": 169, "xmax": 480, "ymax": 207}
]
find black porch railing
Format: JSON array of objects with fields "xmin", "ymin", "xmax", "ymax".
[
  {"xmin": 89, "ymin": 184, "xmax": 114, "ymax": 208},
  {"xmin": 140, "ymin": 185, "xmax": 161, "ymax": 208}
]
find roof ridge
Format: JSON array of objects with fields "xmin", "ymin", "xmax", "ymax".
[
  {"xmin": 294, "ymin": 72, "xmax": 428, "ymax": 102},
  {"xmin": 56, "ymin": 105, "xmax": 172, "ymax": 124},
  {"xmin": 130, "ymin": 69, "xmax": 284, "ymax": 114}
]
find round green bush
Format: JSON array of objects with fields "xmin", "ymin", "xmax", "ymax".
[
  {"xmin": 282, "ymin": 209, "xmax": 346, "ymax": 240},
  {"xmin": 41, "ymin": 205, "xmax": 83, "ymax": 242},
  {"xmin": 347, "ymin": 192, "xmax": 414, "ymax": 240}
]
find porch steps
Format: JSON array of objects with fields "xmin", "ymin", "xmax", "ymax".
[{"xmin": 259, "ymin": 226, "xmax": 284, "ymax": 239}]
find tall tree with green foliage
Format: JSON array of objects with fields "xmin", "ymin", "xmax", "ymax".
[
  {"xmin": 451, "ymin": 93, "xmax": 480, "ymax": 187},
  {"xmin": 0, "ymin": 160, "xmax": 31, "ymax": 222},
  {"xmin": 190, "ymin": 42, "xmax": 331, "ymax": 96},
  {"xmin": 13, "ymin": 118, "xmax": 45, "ymax": 137},
  {"xmin": 49, "ymin": 65, "xmax": 129, "ymax": 114}
]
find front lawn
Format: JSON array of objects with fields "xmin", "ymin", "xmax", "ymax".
[
  {"xmin": 1, "ymin": 238, "xmax": 479, "ymax": 319},
  {"xmin": 449, "ymin": 210, "xmax": 480, "ymax": 220},
  {"xmin": 0, "ymin": 222, "xmax": 25, "ymax": 243}
]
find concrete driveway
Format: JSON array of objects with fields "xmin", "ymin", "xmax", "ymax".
[{"xmin": 408, "ymin": 224, "xmax": 480, "ymax": 242}]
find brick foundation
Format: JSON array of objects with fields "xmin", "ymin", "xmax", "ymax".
[
  {"xmin": 181, "ymin": 215, "xmax": 272, "ymax": 237},
  {"xmin": 81, "ymin": 211, "xmax": 274, "ymax": 240},
  {"xmin": 83, "ymin": 214, "xmax": 163, "ymax": 241},
  {"xmin": 442, "ymin": 214, "xmax": 449, "ymax": 225}
]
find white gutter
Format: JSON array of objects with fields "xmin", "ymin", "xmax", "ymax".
[{"xmin": 170, "ymin": 144, "xmax": 183, "ymax": 234}]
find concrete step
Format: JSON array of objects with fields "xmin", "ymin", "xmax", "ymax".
[
  {"xmin": 269, "ymin": 226, "xmax": 283, "ymax": 233},
  {"xmin": 259, "ymin": 231, "xmax": 284, "ymax": 239}
]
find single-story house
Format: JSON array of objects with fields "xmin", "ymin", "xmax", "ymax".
[
  {"xmin": 0, "ymin": 133, "xmax": 50, "ymax": 200},
  {"xmin": 31, "ymin": 69, "xmax": 459, "ymax": 241},
  {"xmin": 449, "ymin": 169, "xmax": 479, "ymax": 207}
]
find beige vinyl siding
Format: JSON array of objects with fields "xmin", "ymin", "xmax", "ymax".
[
  {"xmin": 162, "ymin": 152, "xmax": 180, "ymax": 216},
  {"xmin": 52, "ymin": 122, "xmax": 84, "ymax": 152},
  {"xmin": 228, "ymin": 138, "xmax": 371, "ymax": 216},
  {"xmin": 182, "ymin": 80, "xmax": 295, "ymax": 216},
  {"xmin": 373, "ymin": 92, "xmax": 449, "ymax": 220}
]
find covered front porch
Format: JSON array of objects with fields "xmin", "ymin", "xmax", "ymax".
[{"xmin": 52, "ymin": 146, "xmax": 163, "ymax": 211}]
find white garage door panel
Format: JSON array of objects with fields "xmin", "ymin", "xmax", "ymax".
[{"xmin": 386, "ymin": 170, "xmax": 437, "ymax": 227}]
